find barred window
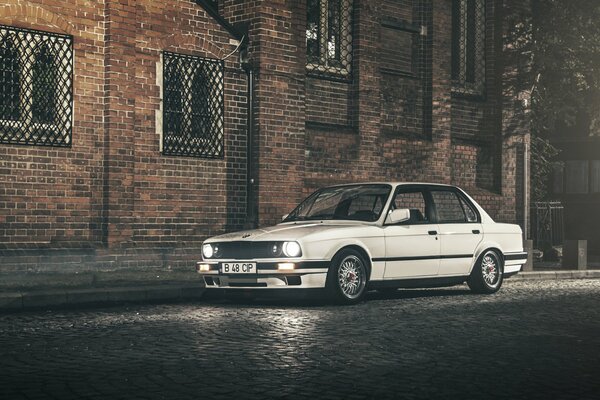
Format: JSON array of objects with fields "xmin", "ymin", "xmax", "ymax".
[
  {"xmin": 162, "ymin": 51, "xmax": 224, "ymax": 158},
  {"xmin": 306, "ymin": 0, "xmax": 353, "ymax": 79},
  {"xmin": 0, "ymin": 25, "xmax": 73, "ymax": 147},
  {"xmin": 451, "ymin": 0, "xmax": 485, "ymax": 94}
]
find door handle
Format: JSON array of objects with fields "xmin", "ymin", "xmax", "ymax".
[
  {"xmin": 428, "ymin": 230, "xmax": 438, "ymax": 235},
  {"xmin": 472, "ymin": 230, "xmax": 480, "ymax": 234}
]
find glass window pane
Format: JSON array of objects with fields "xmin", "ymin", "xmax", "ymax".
[
  {"xmin": 591, "ymin": 161, "xmax": 600, "ymax": 193},
  {"xmin": 451, "ymin": 0, "xmax": 461, "ymax": 80},
  {"xmin": 191, "ymin": 68, "xmax": 210, "ymax": 140},
  {"xmin": 459, "ymin": 196, "xmax": 478, "ymax": 222},
  {"xmin": 552, "ymin": 162, "xmax": 564, "ymax": 194},
  {"xmin": 0, "ymin": 34, "xmax": 20, "ymax": 121},
  {"xmin": 32, "ymin": 45, "xmax": 57, "ymax": 124},
  {"xmin": 431, "ymin": 191, "xmax": 467, "ymax": 223},
  {"xmin": 327, "ymin": 0, "xmax": 341, "ymax": 63},
  {"xmin": 465, "ymin": 0, "xmax": 476, "ymax": 83},
  {"xmin": 306, "ymin": 0, "xmax": 320, "ymax": 63},
  {"xmin": 164, "ymin": 61, "xmax": 183, "ymax": 136},
  {"xmin": 393, "ymin": 191, "xmax": 429, "ymax": 223},
  {"xmin": 565, "ymin": 161, "xmax": 589, "ymax": 194}
]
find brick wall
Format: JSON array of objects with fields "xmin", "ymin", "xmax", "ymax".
[
  {"xmin": 0, "ymin": 0, "xmax": 531, "ymax": 285},
  {"xmin": 0, "ymin": 0, "xmax": 247, "ymax": 284},
  {"xmin": 0, "ymin": 0, "xmax": 105, "ymax": 249}
]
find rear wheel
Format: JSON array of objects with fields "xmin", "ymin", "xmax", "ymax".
[
  {"xmin": 467, "ymin": 249, "xmax": 503, "ymax": 294},
  {"xmin": 327, "ymin": 249, "xmax": 368, "ymax": 304}
]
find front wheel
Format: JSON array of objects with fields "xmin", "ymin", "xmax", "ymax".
[
  {"xmin": 327, "ymin": 249, "xmax": 368, "ymax": 304},
  {"xmin": 467, "ymin": 249, "xmax": 503, "ymax": 294}
]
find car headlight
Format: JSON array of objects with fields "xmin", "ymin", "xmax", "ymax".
[
  {"xmin": 202, "ymin": 243, "xmax": 214, "ymax": 259},
  {"xmin": 282, "ymin": 241, "xmax": 302, "ymax": 257}
]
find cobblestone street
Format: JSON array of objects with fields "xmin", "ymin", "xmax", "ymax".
[{"xmin": 1, "ymin": 279, "xmax": 598, "ymax": 400}]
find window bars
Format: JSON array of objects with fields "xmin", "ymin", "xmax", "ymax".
[
  {"xmin": 451, "ymin": 0, "xmax": 486, "ymax": 95},
  {"xmin": 0, "ymin": 25, "xmax": 73, "ymax": 147},
  {"xmin": 162, "ymin": 51, "xmax": 224, "ymax": 159},
  {"xmin": 306, "ymin": 0, "xmax": 353, "ymax": 80}
]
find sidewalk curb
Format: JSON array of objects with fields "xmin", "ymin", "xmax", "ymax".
[
  {"xmin": 1, "ymin": 271, "xmax": 599, "ymax": 311},
  {"xmin": 509, "ymin": 270, "xmax": 600, "ymax": 281},
  {"xmin": 0, "ymin": 284, "xmax": 205, "ymax": 312}
]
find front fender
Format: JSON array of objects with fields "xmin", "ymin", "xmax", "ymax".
[
  {"xmin": 302, "ymin": 236, "xmax": 383, "ymax": 262},
  {"xmin": 302, "ymin": 236, "xmax": 386, "ymax": 281}
]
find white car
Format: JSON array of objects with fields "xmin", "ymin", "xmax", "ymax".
[{"xmin": 197, "ymin": 183, "xmax": 527, "ymax": 304}]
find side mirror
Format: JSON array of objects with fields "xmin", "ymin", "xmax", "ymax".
[
  {"xmin": 386, "ymin": 208, "xmax": 410, "ymax": 224},
  {"xmin": 281, "ymin": 214, "xmax": 289, "ymax": 221}
]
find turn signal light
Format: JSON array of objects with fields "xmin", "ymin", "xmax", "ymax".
[
  {"xmin": 278, "ymin": 263, "xmax": 295, "ymax": 271},
  {"xmin": 198, "ymin": 263, "xmax": 211, "ymax": 272}
]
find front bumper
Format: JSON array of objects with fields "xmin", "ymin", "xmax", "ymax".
[{"xmin": 196, "ymin": 261, "xmax": 330, "ymax": 289}]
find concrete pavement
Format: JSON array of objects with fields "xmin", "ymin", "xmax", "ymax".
[{"xmin": 1, "ymin": 279, "xmax": 598, "ymax": 399}]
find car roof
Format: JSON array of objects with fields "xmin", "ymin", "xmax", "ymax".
[{"xmin": 324, "ymin": 182, "xmax": 458, "ymax": 189}]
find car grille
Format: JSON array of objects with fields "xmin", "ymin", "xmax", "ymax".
[{"xmin": 212, "ymin": 241, "xmax": 282, "ymax": 260}]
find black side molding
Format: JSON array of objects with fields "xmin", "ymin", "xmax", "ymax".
[{"xmin": 504, "ymin": 252, "xmax": 528, "ymax": 261}]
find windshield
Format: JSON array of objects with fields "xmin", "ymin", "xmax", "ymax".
[{"xmin": 283, "ymin": 184, "xmax": 392, "ymax": 222}]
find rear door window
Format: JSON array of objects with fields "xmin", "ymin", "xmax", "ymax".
[{"xmin": 431, "ymin": 190, "xmax": 470, "ymax": 223}]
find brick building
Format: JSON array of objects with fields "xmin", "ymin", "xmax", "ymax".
[
  {"xmin": 548, "ymin": 115, "xmax": 600, "ymax": 255},
  {"xmin": 0, "ymin": 0, "xmax": 531, "ymax": 288}
]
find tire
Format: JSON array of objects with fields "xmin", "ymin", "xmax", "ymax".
[
  {"xmin": 467, "ymin": 249, "xmax": 504, "ymax": 294},
  {"xmin": 327, "ymin": 249, "xmax": 369, "ymax": 304}
]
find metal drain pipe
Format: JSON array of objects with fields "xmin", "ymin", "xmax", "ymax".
[{"xmin": 242, "ymin": 50, "xmax": 256, "ymax": 229}]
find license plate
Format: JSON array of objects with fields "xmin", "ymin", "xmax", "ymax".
[{"xmin": 221, "ymin": 262, "xmax": 257, "ymax": 274}]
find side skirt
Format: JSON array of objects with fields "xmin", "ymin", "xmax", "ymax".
[{"xmin": 369, "ymin": 276, "xmax": 469, "ymax": 290}]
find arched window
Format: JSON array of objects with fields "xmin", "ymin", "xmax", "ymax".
[
  {"xmin": 162, "ymin": 51, "xmax": 223, "ymax": 158},
  {"xmin": 0, "ymin": 25, "xmax": 72, "ymax": 147},
  {"xmin": 32, "ymin": 44, "xmax": 57, "ymax": 124},
  {"xmin": 0, "ymin": 33, "xmax": 21, "ymax": 121}
]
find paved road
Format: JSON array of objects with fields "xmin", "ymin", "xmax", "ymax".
[{"xmin": 1, "ymin": 279, "xmax": 599, "ymax": 400}]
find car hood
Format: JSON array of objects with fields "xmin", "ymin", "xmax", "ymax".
[{"xmin": 206, "ymin": 221, "xmax": 371, "ymax": 242}]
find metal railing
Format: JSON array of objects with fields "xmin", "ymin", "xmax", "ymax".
[{"xmin": 531, "ymin": 201, "xmax": 564, "ymax": 249}]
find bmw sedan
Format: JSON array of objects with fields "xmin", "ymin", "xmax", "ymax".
[{"xmin": 196, "ymin": 183, "xmax": 527, "ymax": 304}]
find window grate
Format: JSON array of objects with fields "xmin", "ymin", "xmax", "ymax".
[
  {"xmin": 306, "ymin": 0, "xmax": 353, "ymax": 80},
  {"xmin": 162, "ymin": 51, "xmax": 224, "ymax": 159},
  {"xmin": 0, "ymin": 24, "xmax": 73, "ymax": 147},
  {"xmin": 451, "ymin": 0, "xmax": 485, "ymax": 95}
]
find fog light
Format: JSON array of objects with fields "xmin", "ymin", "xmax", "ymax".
[
  {"xmin": 198, "ymin": 263, "xmax": 211, "ymax": 272},
  {"xmin": 278, "ymin": 263, "xmax": 295, "ymax": 271}
]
